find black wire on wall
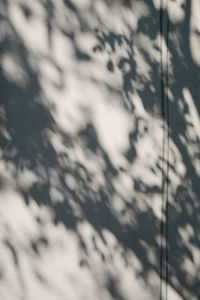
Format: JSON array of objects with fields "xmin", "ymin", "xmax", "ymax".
[{"xmin": 159, "ymin": 0, "xmax": 170, "ymax": 299}]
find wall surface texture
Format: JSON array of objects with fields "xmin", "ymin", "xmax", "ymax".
[{"xmin": 0, "ymin": 0, "xmax": 200, "ymax": 299}]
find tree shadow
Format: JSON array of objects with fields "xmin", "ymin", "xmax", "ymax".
[{"xmin": 0, "ymin": 0, "xmax": 199, "ymax": 299}]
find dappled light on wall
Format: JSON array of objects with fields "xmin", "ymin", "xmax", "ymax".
[{"xmin": 0, "ymin": 0, "xmax": 199, "ymax": 299}]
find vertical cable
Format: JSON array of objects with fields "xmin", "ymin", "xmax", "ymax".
[
  {"xmin": 159, "ymin": 0, "xmax": 170, "ymax": 299},
  {"xmin": 165, "ymin": 0, "xmax": 170, "ymax": 298}
]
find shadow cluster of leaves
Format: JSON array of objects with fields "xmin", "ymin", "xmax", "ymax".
[{"xmin": 0, "ymin": 0, "xmax": 199, "ymax": 299}]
